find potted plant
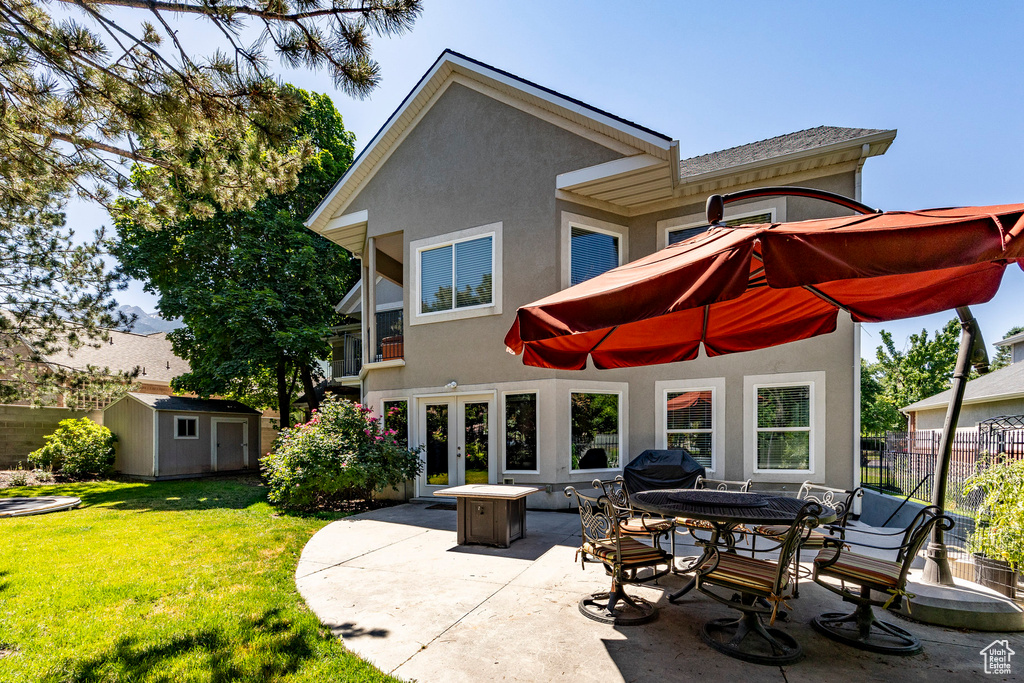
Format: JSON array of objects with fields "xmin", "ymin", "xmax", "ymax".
[{"xmin": 964, "ymin": 455, "xmax": 1024, "ymax": 599}]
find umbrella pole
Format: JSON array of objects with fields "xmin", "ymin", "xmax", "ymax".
[{"xmin": 922, "ymin": 306, "xmax": 987, "ymax": 586}]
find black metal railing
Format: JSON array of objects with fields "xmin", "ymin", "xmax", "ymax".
[
  {"xmin": 330, "ymin": 331, "xmax": 362, "ymax": 378},
  {"xmin": 374, "ymin": 309, "xmax": 403, "ymax": 362},
  {"xmin": 861, "ymin": 428, "xmax": 1024, "ymax": 597}
]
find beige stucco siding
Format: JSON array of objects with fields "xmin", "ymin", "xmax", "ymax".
[
  {"xmin": 105, "ymin": 396, "xmax": 155, "ymax": 477},
  {"xmin": 344, "ymin": 82, "xmax": 860, "ymax": 500}
]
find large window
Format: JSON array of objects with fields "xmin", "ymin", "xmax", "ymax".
[
  {"xmin": 667, "ymin": 211, "xmax": 774, "ymax": 246},
  {"xmin": 570, "ymin": 226, "xmax": 620, "ymax": 286},
  {"xmin": 420, "ymin": 235, "xmax": 493, "ymax": 313},
  {"xmin": 383, "ymin": 399, "xmax": 409, "ymax": 449},
  {"xmin": 666, "ymin": 390, "xmax": 714, "ymax": 468},
  {"xmin": 411, "ymin": 223, "xmax": 502, "ymax": 325},
  {"xmin": 754, "ymin": 384, "xmax": 812, "ymax": 470},
  {"xmin": 504, "ymin": 393, "xmax": 538, "ymax": 472},
  {"xmin": 571, "ymin": 392, "xmax": 620, "ymax": 470}
]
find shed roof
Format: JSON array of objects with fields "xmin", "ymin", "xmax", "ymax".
[
  {"xmin": 125, "ymin": 392, "xmax": 260, "ymax": 414},
  {"xmin": 902, "ymin": 361, "xmax": 1024, "ymax": 412}
]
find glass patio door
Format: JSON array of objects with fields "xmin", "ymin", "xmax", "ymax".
[{"xmin": 421, "ymin": 396, "xmax": 492, "ymax": 490}]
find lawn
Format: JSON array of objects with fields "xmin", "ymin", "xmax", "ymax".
[{"xmin": 0, "ymin": 477, "xmax": 401, "ymax": 683}]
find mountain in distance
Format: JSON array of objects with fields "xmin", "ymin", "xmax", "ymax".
[{"xmin": 117, "ymin": 305, "xmax": 184, "ymax": 335}]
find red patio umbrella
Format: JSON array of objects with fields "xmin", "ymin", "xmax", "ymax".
[{"xmin": 504, "ymin": 188, "xmax": 1024, "ymax": 586}]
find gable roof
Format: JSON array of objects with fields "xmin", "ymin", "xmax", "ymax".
[
  {"xmin": 39, "ymin": 329, "xmax": 189, "ymax": 384},
  {"xmin": 994, "ymin": 330, "xmax": 1024, "ymax": 348},
  {"xmin": 305, "ymin": 50, "xmax": 676, "ymax": 246},
  {"xmin": 678, "ymin": 126, "xmax": 893, "ymax": 178},
  {"xmin": 903, "ymin": 361, "xmax": 1024, "ymax": 413},
  {"xmin": 124, "ymin": 392, "xmax": 259, "ymax": 414}
]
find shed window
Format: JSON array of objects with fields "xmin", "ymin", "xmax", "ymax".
[{"xmin": 175, "ymin": 416, "xmax": 199, "ymax": 439}]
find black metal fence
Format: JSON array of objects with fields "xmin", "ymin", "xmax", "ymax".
[{"xmin": 860, "ymin": 428, "xmax": 1024, "ymax": 597}]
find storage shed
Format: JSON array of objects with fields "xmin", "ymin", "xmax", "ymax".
[{"xmin": 104, "ymin": 393, "xmax": 261, "ymax": 479}]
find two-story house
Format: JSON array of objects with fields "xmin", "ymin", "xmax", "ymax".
[{"xmin": 306, "ymin": 51, "xmax": 896, "ymax": 507}]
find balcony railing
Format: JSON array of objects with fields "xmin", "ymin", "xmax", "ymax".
[
  {"xmin": 374, "ymin": 309, "xmax": 404, "ymax": 362},
  {"xmin": 330, "ymin": 310, "xmax": 404, "ymax": 379},
  {"xmin": 330, "ymin": 331, "xmax": 362, "ymax": 379}
]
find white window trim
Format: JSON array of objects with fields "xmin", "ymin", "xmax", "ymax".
[
  {"xmin": 743, "ymin": 371, "xmax": 826, "ymax": 482},
  {"xmin": 173, "ymin": 415, "xmax": 199, "ymax": 440},
  {"xmin": 560, "ymin": 211, "xmax": 628, "ymax": 289},
  {"xmin": 410, "ymin": 222, "xmax": 503, "ymax": 326},
  {"xmin": 657, "ymin": 198, "xmax": 785, "ymax": 251},
  {"xmin": 569, "ymin": 388, "xmax": 625, "ymax": 474},
  {"xmin": 655, "ymin": 377, "xmax": 725, "ymax": 475},
  {"xmin": 501, "ymin": 390, "xmax": 540, "ymax": 475}
]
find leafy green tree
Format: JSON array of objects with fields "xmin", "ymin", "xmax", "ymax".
[
  {"xmin": 0, "ymin": 187, "xmax": 136, "ymax": 407},
  {"xmin": 0, "ymin": 0, "xmax": 421, "ymax": 227},
  {"xmin": 864, "ymin": 319, "xmax": 962, "ymax": 432},
  {"xmin": 860, "ymin": 358, "xmax": 902, "ymax": 435},
  {"xmin": 114, "ymin": 87, "xmax": 357, "ymax": 423},
  {"xmin": 991, "ymin": 325, "xmax": 1024, "ymax": 370}
]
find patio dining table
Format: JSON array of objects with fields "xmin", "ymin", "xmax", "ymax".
[{"xmin": 630, "ymin": 489, "xmax": 836, "ymax": 603}]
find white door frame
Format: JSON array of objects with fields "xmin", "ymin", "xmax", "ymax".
[
  {"xmin": 210, "ymin": 417, "xmax": 250, "ymax": 471},
  {"xmin": 417, "ymin": 393, "xmax": 495, "ymax": 494}
]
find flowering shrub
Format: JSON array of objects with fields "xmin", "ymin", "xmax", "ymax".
[
  {"xmin": 29, "ymin": 417, "xmax": 117, "ymax": 478},
  {"xmin": 261, "ymin": 396, "xmax": 423, "ymax": 510}
]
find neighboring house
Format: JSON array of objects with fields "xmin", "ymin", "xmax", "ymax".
[
  {"xmin": 306, "ymin": 50, "xmax": 896, "ymax": 507},
  {"xmin": 0, "ymin": 329, "xmax": 190, "ymax": 468},
  {"xmin": 903, "ymin": 332, "xmax": 1024, "ymax": 431}
]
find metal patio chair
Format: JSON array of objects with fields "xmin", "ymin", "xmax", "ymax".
[
  {"xmin": 695, "ymin": 500, "xmax": 823, "ymax": 665},
  {"xmin": 811, "ymin": 504, "xmax": 954, "ymax": 655},
  {"xmin": 565, "ymin": 485, "xmax": 672, "ymax": 625},
  {"xmin": 593, "ymin": 477, "xmax": 675, "ymax": 555},
  {"xmin": 752, "ymin": 482, "xmax": 864, "ymax": 595},
  {"xmin": 675, "ymin": 476, "xmax": 754, "ymax": 546}
]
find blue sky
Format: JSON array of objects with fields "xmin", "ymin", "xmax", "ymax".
[{"xmin": 82, "ymin": 0, "xmax": 1023, "ymax": 358}]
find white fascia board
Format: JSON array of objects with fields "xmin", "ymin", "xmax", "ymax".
[
  {"xmin": 903, "ymin": 390, "xmax": 1024, "ymax": 413},
  {"xmin": 335, "ymin": 280, "xmax": 362, "ymax": 314},
  {"xmin": 678, "ymin": 130, "xmax": 898, "ymax": 190},
  {"xmin": 323, "ymin": 209, "xmax": 368, "ymax": 234},
  {"xmin": 556, "ymin": 154, "xmax": 667, "ymax": 190}
]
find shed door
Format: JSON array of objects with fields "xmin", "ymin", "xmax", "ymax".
[{"xmin": 215, "ymin": 421, "xmax": 247, "ymax": 471}]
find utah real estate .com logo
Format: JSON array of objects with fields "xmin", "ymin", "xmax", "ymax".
[{"xmin": 980, "ymin": 639, "xmax": 1015, "ymax": 675}]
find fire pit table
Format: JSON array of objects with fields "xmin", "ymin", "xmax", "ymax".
[{"xmin": 433, "ymin": 484, "xmax": 542, "ymax": 548}]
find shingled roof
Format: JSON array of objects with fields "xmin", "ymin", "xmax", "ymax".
[
  {"xmin": 41, "ymin": 329, "xmax": 189, "ymax": 384},
  {"xmin": 903, "ymin": 361, "xmax": 1024, "ymax": 412},
  {"xmin": 679, "ymin": 126, "xmax": 893, "ymax": 178},
  {"xmin": 126, "ymin": 392, "xmax": 259, "ymax": 414}
]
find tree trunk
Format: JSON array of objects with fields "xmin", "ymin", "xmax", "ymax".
[
  {"xmin": 276, "ymin": 359, "xmax": 291, "ymax": 429},
  {"xmin": 300, "ymin": 363, "xmax": 320, "ymax": 416}
]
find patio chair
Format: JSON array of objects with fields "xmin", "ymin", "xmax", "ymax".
[
  {"xmin": 564, "ymin": 485, "xmax": 672, "ymax": 625},
  {"xmin": 675, "ymin": 476, "xmax": 754, "ymax": 546},
  {"xmin": 811, "ymin": 504, "xmax": 954, "ymax": 655},
  {"xmin": 593, "ymin": 477, "xmax": 675, "ymax": 555},
  {"xmin": 695, "ymin": 501, "xmax": 823, "ymax": 665},
  {"xmin": 752, "ymin": 482, "xmax": 864, "ymax": 595}
]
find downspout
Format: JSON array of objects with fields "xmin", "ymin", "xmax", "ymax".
[{"xmin": 854, "ymin": 142, "xmax": 870, "ymax": 204}]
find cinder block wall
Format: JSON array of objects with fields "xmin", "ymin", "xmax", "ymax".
[{"xmin": 0, "ymin": 406, "xmax": 101, "ymax": 468}]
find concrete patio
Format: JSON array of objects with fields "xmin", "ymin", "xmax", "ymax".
[{"xmin": 296, "ymin": 503, "xmax": 1021, "ymax": 682}]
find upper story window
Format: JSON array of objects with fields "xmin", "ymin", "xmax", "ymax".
[
  {"xmin": 667, "ymin": 211, "xmax": 774, "ymax": 246},
  {"xmin": 561, "ymin": 212, "xmax": 627, "ymax": 290},
  {"xmin": 410, "ymin": 222, "xmax": 503, "ymax": 326}
]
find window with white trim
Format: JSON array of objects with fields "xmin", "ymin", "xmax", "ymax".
[
  {"xmin": 504, "ymin": 392, "xmax": 537, "ymax": 472},
  {"xmin": 665, "ymin": 389, "xmax": 714, "ymax": 468},
  {"xmin": 667, "ymin": 211, "xmax": 774, "ymax": 246},
  {"xmin": 570, "ymin": 225, "xmax": 620, "ymax": 286},
  {"xmin": 175, "ymin": 416, "xmax": 198, "ymax": 439},
  {"xmin": 570, "ymin": 392, "xmax": 620, "ymax": 470},
  {"xmin": 754, "ymin": 384, "xmax": 812, "ymax": 470},
  {"xmin": 419, "ymin": 235, "xmax": 493, "ymax": 313}
]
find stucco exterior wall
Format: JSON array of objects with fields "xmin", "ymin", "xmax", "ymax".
[{"xmin": 343, "ymin": 83, "xmax": 860, "ymax": 504}]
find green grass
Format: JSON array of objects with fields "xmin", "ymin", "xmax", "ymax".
[{"xmin": 0, "ymin": 478, "xmax": 401, "ymax": 683}]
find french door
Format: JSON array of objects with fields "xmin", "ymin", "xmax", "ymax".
[{"xmin": 420, "ymin": 395, "xmax": 493, "ymax": 492}]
